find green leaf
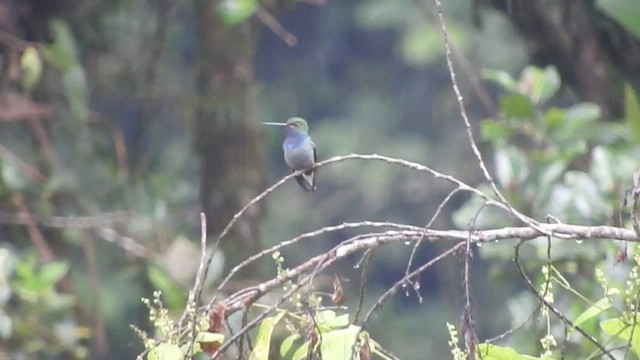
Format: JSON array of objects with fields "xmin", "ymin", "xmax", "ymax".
[
  {"xmin": 291, "ymin": 341, "xmax": 310, "ymax": 360},
  {"xmin": 480, "ymin": 120, "xmax": 512, "ymax": 143},
  {"xmin": 249, "ymin": 312, "xmax": 285, "ymax": 360},
  {"xmin": 600, "ymin": 318, "xmax": 640, "ymax": 356},
  {"xmin": 624, "ymin": 84, "xmax": 640, "ymax": 140},
  {"xmin": 482, "ymin": 69, "xmax": 518, "ymax": 92},
  {"xmin": 148, "ymin": 343, "xmax": 183, "ymax": 360},
  {"xmin": 63, "ymin": 64, "xmax": 89, "ymax": 120},
  {"xmin": 324, "ymin": 314, "xmax": 350, "ymax": 329},
  {"xmin": 542, "ymin": 107, "xmax": 566, "ymax": 128},
  {"xmin": 1, "ymin": 161, "xmax": 29, "ymax": 191},
  {"xmin": 520, "ymin": 66, "xmax": 560, "ymax": 104},
  {"xmin": 320, "ymin": 325, "xmax": 360, "ymax": 360},
  {"xmin": 280, "ymin": 334, "xmax": 299, "ymax": 357},
  {"xmin": 21, "ymin": 47, "xmax": 42, "ymax": 90},
  {"xmin": 494, "ymin": 147, "xmax": 529, "ymax": 190},
  {"xmin": 590, "ymin": 147, "xmax": 614, "ymax": 191},
  {"xmin": 494, "ymin": 148, "xmax": 514, "ymax": 189},
  {"xmin": 499, "ymin": 94, "xmax": 534, "ymax": 118},
  {"xmin": 147, "ymin": 266, "xmax": 185, "ymax": 310},
  {"xmin": 217, "ymin": 0, "xmax": 258, "ymax": 25},
  {"xmin": 477, "ymin": 343, "xmax": 549, "ymax": 359},
  {"xmin": 573, "ymin": 297, "xmax": 612, "ymax": 328},
  {"xmin": 196, "ymin": 332, "xmax": 224, "ymax": 344},
  {"xmin": 565, "ymin": 103, "xmax": 601, "ymax": 124},
  {"xmin": 40, "ymin": 261, "xmax": 70, "ymax": 287},
  {"xmin": 43, "ymin": 19, "xmax": 79, "ymax": 71}
]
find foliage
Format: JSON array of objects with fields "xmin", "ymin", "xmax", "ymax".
[
  {"xmin": 134, "ymin": 252, "xmax": 391, "ymax": 360},
  {"xmin": 0, "ymin": 12, "xmax": 198, "ymax": 359},
  {"xmin": 0, "ymin": 248, "xmax": 86, "ymax": 359},
  {"xmin": 4, "ymin": 0, "xmax": 640, "ymax": 358},
  {"xmin": 451, "ymin": 65, "xmax": 640, "ymax": 358},
  {"xmin": 132, "ymin": 290, "xmax": 224, "ymax": 360}
]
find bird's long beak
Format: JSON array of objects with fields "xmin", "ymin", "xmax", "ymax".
[{"xmin": 263, "ymin": 122, "xmax": 287, "ymax": 126}]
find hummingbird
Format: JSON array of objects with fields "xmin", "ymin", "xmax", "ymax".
[{"xmin": 263, "ymin": 117, "xmax": 317, "ymax": 192}]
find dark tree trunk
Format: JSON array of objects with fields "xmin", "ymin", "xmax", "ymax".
[
  {"xmin": 193, "ymin": 0, "xmax": 266, "ymax": 280},
  {"xmin": 484, "ymin": 0, "xmax": 640, "ymax": 119}
]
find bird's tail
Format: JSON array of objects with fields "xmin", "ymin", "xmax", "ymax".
[{"xmin": 295, "ymin": 169, "xmax": 316, "ymax": 192}]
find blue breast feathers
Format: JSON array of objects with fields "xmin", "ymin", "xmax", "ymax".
[{"xmin": 284, "ymin": 133, "xmax": 308, "ymax": 150}]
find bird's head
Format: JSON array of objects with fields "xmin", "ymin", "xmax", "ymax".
[
  {"xmin": 263, "ymin": 117, "xmax": 309, "ymax": 135},
  {"xmin": 285, "ymin": 117, "xmax": 309, "ymax": 133}
]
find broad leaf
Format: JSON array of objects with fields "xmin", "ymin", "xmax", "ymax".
[
  {"xmin": 624, "ymin": 84, "xmax": 640, "ymax": 140},
  {"xmin": 249, "ymin": 312, "xmax": 285, "ymax": 360},
  {"xmin": 573, "ymin": 297, "xmax": 612, "ymax": 328},
  {"xmin": 280, "ymin": 334, "xmax": 299, "ymax": 357},
  {"xmin": 148, "ymin": 343, "xmax": 183, "ymax": 360},
  {"xmin": 520, "ymin": 66, "xmax": 560, "ymax": 104},
  {"xmin": 320, "ymin": 325, "xmax": 361, "ymax": 360},
  {"xmin": 600, "ymin": 318, "xmax": 640, "ymax": 356},
  {"xmin": 482, "ymin": 69, "xmax": 518, "ymax": 92},
  {"xmin": 477, "ymin": 343, "xmax": 549, "ymax": 360},
  {"xmin": 499, "ymin": 94, "xmax": 534, "ymax": 118}
]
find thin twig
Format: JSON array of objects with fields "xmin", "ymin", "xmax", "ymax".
[
  {"xmin": 0, "ymin": 142, "xmax": 45, "ymax": 183},
  {"xmin": 255, "ymin": 7, "xmax": 297, "ymax": 46},
  {"xmin": 405, "ymin": 187, "xmax": 461, "ymax": 286},
  {"xmin": 514, "ymin": 240, "xmax": 615, "ymax": 360},
  {"xmin": 184, "ymin": 213, "xmax": 208, "ymax": 359},
  {"xmin": 432, "ymin": 0, "xmax": 555, "ymax": 238},
  {"xmin": 354, "ymin": 249, "xmax": 374, "ymax": 324}
]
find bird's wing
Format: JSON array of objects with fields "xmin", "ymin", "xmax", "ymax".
[
  {"xmin": 301, "ymin": 140, "xmax": 316, "ymax": 191},
  {"xmin": 312, "ymin": 140, "xmax": 317, "ymax": 163}
]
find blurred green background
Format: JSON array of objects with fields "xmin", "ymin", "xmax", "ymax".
[{"xmin": 1, "ymin": 0, "xmax": 640, "ymax": 359}]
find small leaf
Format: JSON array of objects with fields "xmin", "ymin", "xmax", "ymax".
[
  {"xmin": 499, "ymin": 94, "xmax": 534, "ymax": 118},
  {"xmin": 625, "ymin": 84, "xmax": 640, "ymax": 140},
  {"xmin": 148, "ymin": 343, "xmax": 183, "ymax": 360},
  {"xmin": 477, "ymin": 343, "xmax": 549, "ymax": 359},
  {"xmin": 482, "ymin": 69, "xmax": 518, "ymax": 92},
  {"xmin": 606, "ymin": 287, "xmax": 621, "ymax": 296},
  {"xmin": 217, "ymin": 0, "xmax": 258, "ymax": 25},
  {"xmin": 325, "ymin": 314, "xmax": 350, "ymax": 329},
  {"xmin": 601, "ymin": 318, "xmax": 640, "ymax": 356},
  {"xmin": 520, "ymin": 66, "xmax": 560, "ymax": 104},
  {"xmin": 542, "ymin": 107, "xmax": 566, "ymax": 128},
  {"xmin": 21, "ymin": 47, "xmax": 42, "ymax": 90},
  {"xmin": 40, "ymin": 261, "xmax": 70, "ymax": 286},
  {"xmin": 494, "ymin": 148, "xmax": 514, "ymax": 189},
  {"xmin": 480, "ymin": 121, "xmax": 512, "ymax": 143},
  {"xmin": 196, "ymin": 332, "xmax": 225, "ymax": 344},
  {"xmin": 43, "ymin": 20, "xmax": 79, "ymax": 71},
  {"xmin": 573, "ymin": 297, "xmax": 612, "ymax": 328},
  {"xmin": 280, "ymin": 334, "xmax": 299, "ymax": 357},
  {"xmin": 147, "ymin": 266, "xmax": 184, "ymax": 310},
  {"xmin": 249, "ymin": 312, "xmax": 285, "ymax": 360},
  {"xmin": 63, "ymin": 64, "xmax": 89, "ymax": 120},
  {"xmin": 316, "ymin": 310, "xmax": 336, "ymax": 326},
  {"xmin": 565, "ymin": 103, "xmax": 601, "ymax": 123},
  {"xmin": 1, "ymin": 162, "xmax": 29, "ymax": 191}
]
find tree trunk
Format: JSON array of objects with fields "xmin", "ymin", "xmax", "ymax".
[{"xmin": 193, "ymin": 0, "xmax": 266, "ymax": 280}]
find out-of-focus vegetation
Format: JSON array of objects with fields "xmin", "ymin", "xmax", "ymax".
[{"xmin": 0, "ymin": 0, "xmax": 639, "ymax": 359}]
